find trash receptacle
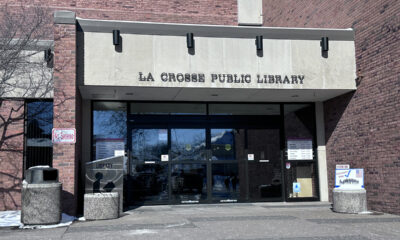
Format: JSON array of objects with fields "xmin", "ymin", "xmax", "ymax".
[{"xmin": 21, "ymin": 166, "xmax": 62, "ymax": 225}]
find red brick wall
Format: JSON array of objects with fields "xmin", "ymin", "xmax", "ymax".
[
  {"xmin": 0, "ymin": 100, "xmax": 24, "ymax": 210},
  {"xmin": 5, "ymin": 0, "xmax": 237, "ymax": 26},
  {"xmin": 52, "ymin": 22, "xmax": 79, "ymax": 215},
  {"xmin": 263, "ymin": 0, "xmax": 400, "ymax": 214}
]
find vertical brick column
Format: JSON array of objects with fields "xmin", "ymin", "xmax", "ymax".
[{"xmin": 52, "ymin": 11, "xmax": 79, "ymax": 215}]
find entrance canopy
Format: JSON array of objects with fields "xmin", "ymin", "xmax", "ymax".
[{"xmin": 77, "ymin": 18, "xmax": 356, "ymax": 102}]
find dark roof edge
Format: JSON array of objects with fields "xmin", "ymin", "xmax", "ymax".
[{"xmin": 76, "ymin": 18, "xmax": 354, "ymax": 41}]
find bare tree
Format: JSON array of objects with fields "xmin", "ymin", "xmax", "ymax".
[
  {"xmin": 0, "ymin": 3, "xmax": 53, "ymax": 210},
  {"xmin": 0, "ymin": 3, "xmax": 53, "ymax": 99}
]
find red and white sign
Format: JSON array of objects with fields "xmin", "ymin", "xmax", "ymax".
[{"xmin": 52, "ymin": 128, "xmax": 76, "ymax": 143}]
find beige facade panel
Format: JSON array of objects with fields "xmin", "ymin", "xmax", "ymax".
[
  {"xmin": 84, "ymin": 32, "xmax": 356, "ymax": 92},
  {"xmin": 237, "ymin": 0, "xmax": 263, "ymax": 26}
]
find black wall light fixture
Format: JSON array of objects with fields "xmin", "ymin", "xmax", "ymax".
[
  {"xmin": 256, "ymin": 35, "xmax": 263, "ymax": 51},
  {"xmin": 187, "ymin": 33, "xmax": 194, "ymax": 49},
  {"xmin": 44, "ymin": 48, "xmax": 53, "ymax": 68},
  {"xmin": 320, "ymin": 37, "xmax": 329, "ymax": 52},
  {"xmin": 113, "ymin": 30, "xmax": 120, "ymax": 45},
  {"xmin": 44, "ymin": 48, "xmax": 52, "ymax": 62}
]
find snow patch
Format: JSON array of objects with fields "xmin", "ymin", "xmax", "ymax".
[
  {"xmin": 0, "ymin": 211, "xmax": 77, "ymax": 229},
  {"xmin": 128, "ymin": 229, "xmax": 157, "ymax": 235},
  {"xmin": 0, "ymin": 211, "xmax": 21, "ymax": 227}
]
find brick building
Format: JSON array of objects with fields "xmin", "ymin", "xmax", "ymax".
[{"xmin": 0, "ymin": 0, "xmax": 399, "ymax": 216}]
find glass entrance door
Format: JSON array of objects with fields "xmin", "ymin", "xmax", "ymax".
[
  {"xmin": 126, "ymin": 129, "xmax": 169, "ymax": 205},
  {"xmin": 170, "ymin": 128, "xmax": 208, "ymax": 203},
  {"xmin": 126, "ymin": 116, "xmax": 282, "ymax": 205},
  {"xmin": 247, "ymin": 129, "xmax": 283, "ymax": 201},
  {"xmin": 210, "ymin": 128, "xmax": 245, "ymax": 202}
]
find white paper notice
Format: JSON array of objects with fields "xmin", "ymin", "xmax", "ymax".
[
  {"xmin": 114, "ymin": 150, "xmax": 125, "ymax": 157},
  {"xmin": 161, "ymin": 154, "xmax": 169, "ymax": 162},
  {"xmin": 287, "ymin": 139, "xmax": 313, "ymax": 160},
  {"xmin": 247, "ymin": 154, "xmax": 254, "ymax": 161},
  {"xmin": 96, "ymin": 139, "xmax": 125, "ymax": 160}
]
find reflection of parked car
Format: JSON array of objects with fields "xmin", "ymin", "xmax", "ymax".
[{"xmin": 171, "ymin": 170, "xmax": 203, "ymax": 194}]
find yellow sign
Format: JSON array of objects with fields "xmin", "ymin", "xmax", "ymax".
[{"xmin": 225, "ymin": 144, "xmax": 232, "ymax": 151}]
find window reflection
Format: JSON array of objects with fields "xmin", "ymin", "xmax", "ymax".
[
  {"xmin": 284, "ymin": 104, "xmax": 315, "ymax": 143},
  {"xmin": 211, "ymin": 129, "xmax": 236, "ymax": 160},
  {"xmin": 126, "ymin": 164, "xmax": 169, "ymax": 203},
  {"xmin": 212, "ymin": 164, "xmax": 239, "ymax": 201},
  {"xmin": 171, "ymin": 164, "xmax": 207, "ymax": 202},
  {"xmin": 171, "ymin": 129, "xmax": 206, "ymax": 161},
  {"xmin": 26, "ymin": 101, "xmax": 53, "ymax": 169},
  {"xmin": 132, "ymin": 129, "xmax": 168, "ymax": 162},
  {"xmin": 93, "ymin": 102, "xmax": 126, "ymax": 160}
]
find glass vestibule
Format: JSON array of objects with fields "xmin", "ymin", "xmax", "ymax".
[
  {"xmin": 91, "ymin": 102, "xmax": 320, "ymax": 205},
  {"xmin": 284, "ymin": 104, "xmax": 319, "ymax": 200}
]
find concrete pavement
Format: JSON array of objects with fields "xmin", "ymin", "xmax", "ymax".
[{"xmin": 1, "ymin": 202, "xmax": 400, "ymax": 240}]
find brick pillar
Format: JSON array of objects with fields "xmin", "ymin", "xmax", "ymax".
[{"xmin": 52, "ymin": 11, "xmax": 79, "ymax": 216}]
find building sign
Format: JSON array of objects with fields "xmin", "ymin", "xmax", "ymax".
[
  {"xmin": 336, "ymin": 164, "xmax": 350, "ymax": 169},
  {"xmin": 52, "ymin": 128, "xmax": 76, "ymax": 144},
  {"xmin": 139, "ymin": 72, "xmax": 305, "ymax": 86},
  {"xmin": 96, "ymin": 138, "xmax": 125, "ymax": 160},
  {"xmin": 335, "ymin": 169, "xmax": 364, "ymax": 190},
  {"xmin": 287, "ymin": 139, "xmax": 313, "ymax": 160}
]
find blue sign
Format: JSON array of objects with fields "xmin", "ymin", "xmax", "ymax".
[{"xmin": 293, "ymin": 182, "xmax": 301, "ymax": 193}]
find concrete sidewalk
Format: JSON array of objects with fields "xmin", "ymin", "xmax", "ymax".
[{"xmin": 1, "ymin": 202, "xmax": 400, "ymax": 240}]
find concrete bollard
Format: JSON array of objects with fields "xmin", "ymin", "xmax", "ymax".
[
  {"xmin": 84, "ymin": 192, "xmax": 119, "ymax": 220},
  {"xmin": 333, "ymin": 188, "xmax": 367, "ymax": 213}
]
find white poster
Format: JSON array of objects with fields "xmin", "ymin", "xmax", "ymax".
[
  {"xmin": 335, "ymin": 169, "xmax": 364, "ymax": 190},
  {"xmin": 287, "ymin": 139, "xmax": 313, "ymax": 160},
  {"xmin": 96, "ymin": 138, "xmax": 125, "ymax": 160}
]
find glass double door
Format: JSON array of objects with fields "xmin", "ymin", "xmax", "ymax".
[{"xmin": 126, "ymin": 119, "xmax": 282, "ymax": 205}]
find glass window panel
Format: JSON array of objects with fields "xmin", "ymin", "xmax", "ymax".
[
  {"xmin": 171, "ymin": 164, "xmax": 207, "ymax": 202},
  {"xmin": 286, "ymin": 162, "xmax": 318, "ymax": 198},
  {"xmin": 131, "ymin": 129, "xmax": 168, "ymax": 162},
  {"xmin": 93, "ymin": 102, "xmax": 127, "ymax": 160},
  {"xmin": 26, "ymin": 101, "xmax": 53, "ymax": 169},
  {"xmin": 284, "ymin": 104, "xmax": 315, "ymax": 149},
  {"xmin": 212, "ymin": 163, "xmax": 240, "ymax": 201},
  {"xmin": 211, "ymin": 129, "xmax": 238, "ymax": 161},
  {"xmin": 209, "ymin": 104, "xmax": 280, "ymax": 115},
  {"xmin": 171, "ymin": 129, "xmax": 206, "ymax": 161},
  {"xmin": 130, "ymin": 103, "xmax": 206, "ymax": 115},
  {"xmin": 126, "ymin": 163, "xmax": 169, "ymax": 203}
]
